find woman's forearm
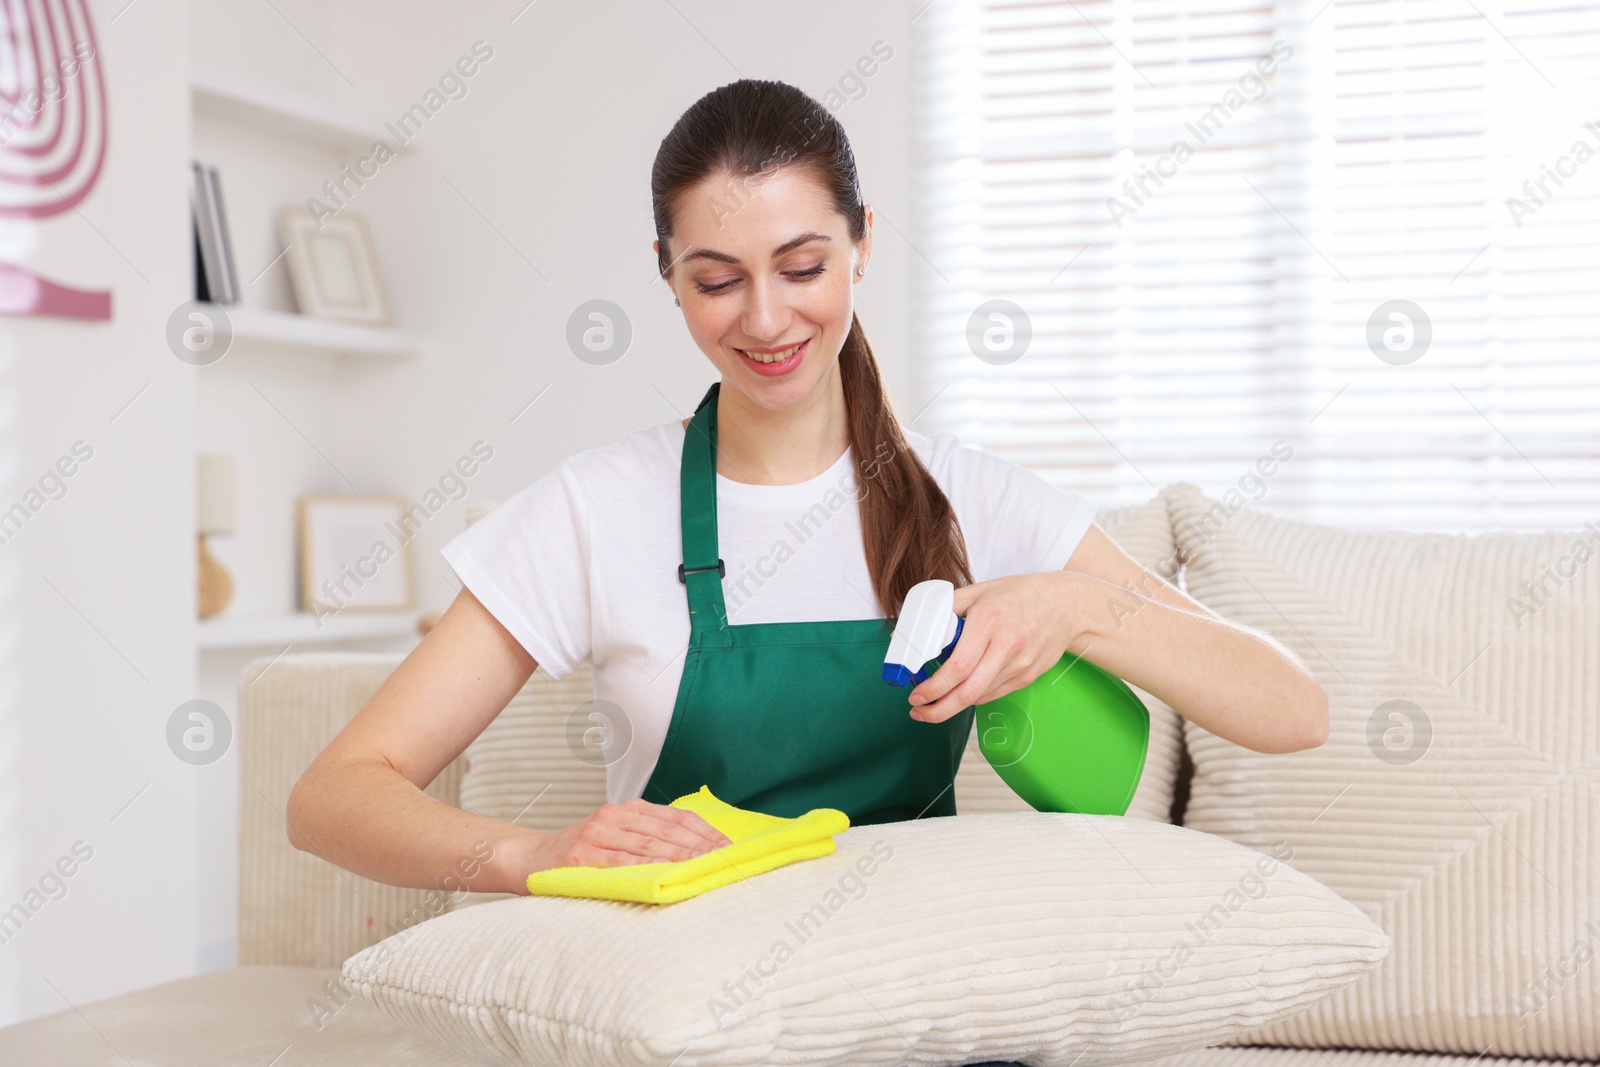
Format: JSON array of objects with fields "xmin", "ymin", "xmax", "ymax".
[
  {"xmin": 1056, "ymin": 569, "xmax": 1329, "ymax": 754},
  {"xmin": 286, "ymin": 756, "xmax": 541, "ymax": 897}
]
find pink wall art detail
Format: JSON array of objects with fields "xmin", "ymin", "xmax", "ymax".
[{"xmin": 0, "ymin": 0, "xmax": 110, "ymax": 321}]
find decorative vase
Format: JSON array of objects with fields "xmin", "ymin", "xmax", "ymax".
[{"xmin": 198, "ymin": 532, "xmax": 233, "ymax": 618}]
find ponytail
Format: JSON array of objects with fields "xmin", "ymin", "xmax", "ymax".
[{"xmin": 838, "ymin": 311, "xmax": 973, "ymax": 616}]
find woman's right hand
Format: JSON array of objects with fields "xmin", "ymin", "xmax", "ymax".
[{"xmin": 528, "ymin": 798, "xmax": 733, "ymax": 874}]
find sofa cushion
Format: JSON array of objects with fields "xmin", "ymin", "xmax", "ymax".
[
  {"xmin": 1165, "ymin": 482, "xmax": 1599, "ymax": 1060},
  {"xmin": 0, "ymin": 965, "xmax": 484, "ymax": 1066},
  {"xmin": 345, "ymin": 810, "xmax": 1388, "ymax": 1067},
  {"xmin": 452, "ymin": 497, "xmax": 1190, "ymax": 877}
]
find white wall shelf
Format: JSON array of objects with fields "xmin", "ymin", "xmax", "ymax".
[
  {"xmin": 226, "ymin": 305, "xmax": 421, "ymax": 358},
  {"xmin": 197, "ymin": 610, "xmax": 420, "ymax": 651},
  {"xmin": 190, "ymin": 58, "xmax": 422, "ymax": 743},
  {"xmin": 190, "ymin": 63, "xmax": 393, "ymax": 152}
]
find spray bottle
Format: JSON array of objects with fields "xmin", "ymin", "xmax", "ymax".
[{"xmin": 883, "ymin": 579, "xmax": 1150, "ymax": 815}]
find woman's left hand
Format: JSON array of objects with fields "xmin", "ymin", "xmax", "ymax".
[{"xmin": 905, "ymin": 572, "xmax": 1081, "ymax": 724}]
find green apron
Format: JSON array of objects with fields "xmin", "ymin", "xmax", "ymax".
[{"xmin": 641, "ymin": 380, "xmax": 975, "ymax": 826}]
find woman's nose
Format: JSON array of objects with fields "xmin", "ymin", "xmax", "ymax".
[{"xmin": 739, "ymin": 278, "xmax": 788, "ymax": 339}]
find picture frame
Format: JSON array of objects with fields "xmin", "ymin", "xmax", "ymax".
[
  {"xmin": 278, "ymin": 206, "xmax": 393, "ymax": 326},
  {"xmin": 297, "ymin": 494, "xmax": 414, "ymax": 615}
]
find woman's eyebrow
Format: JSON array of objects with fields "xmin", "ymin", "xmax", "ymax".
[{"xmin": 680, "ymin": 232, "xmax": 831, "ymax": 266}]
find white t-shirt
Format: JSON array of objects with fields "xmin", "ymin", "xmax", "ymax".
[{"xmin": 440, "ymin": 416, "xmax": 1099, "ymax": 804}]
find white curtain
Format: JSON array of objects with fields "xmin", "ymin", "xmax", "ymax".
[{"xmin": 912, "ymin": 0, "xmax": 1600, "ymax": 531}]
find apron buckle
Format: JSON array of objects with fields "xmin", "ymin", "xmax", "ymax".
[{"xmin": 678, "ymin": 559, "xmax": 726, "ymax": 583}]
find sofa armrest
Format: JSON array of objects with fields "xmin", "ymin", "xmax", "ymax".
[{"xmin": 237, "ymin": 651, "xmax": 468, "ymax": 967}]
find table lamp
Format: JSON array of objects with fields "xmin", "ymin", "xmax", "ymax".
[{"xmin": 198, "ymin": 454, "xmax": 235, "ymax": 619}]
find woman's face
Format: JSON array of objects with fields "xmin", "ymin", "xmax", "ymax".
[{"xmin": 654, "ymin": 165, "xmax": 872, "ymax": 414}]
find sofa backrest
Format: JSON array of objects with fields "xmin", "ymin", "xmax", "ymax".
[
  {"xmin": 237, "ymin": 651, "xmax": 466, "ymax": 967},
  {"xmin": 1160, "ymin": 481, "xmax": 1599, "ymax": 1060},
  {"xmin": 237, "ymin": 479, "xmax": 1598, "ymax": 1059}
]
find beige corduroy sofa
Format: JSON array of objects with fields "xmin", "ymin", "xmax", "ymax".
[{"xmin": 2, "ymin": 484, "xmax": 1591, "ymax": 1066}]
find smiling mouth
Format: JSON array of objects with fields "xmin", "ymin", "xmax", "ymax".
[{"xmin": 738, "ymin": 339, "xmax": 808, "ymax": 364}]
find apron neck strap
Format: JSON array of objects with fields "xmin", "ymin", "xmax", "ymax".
[{"xmin": 679, "ymin": 380, "xmax": 728, "ymax": 630}]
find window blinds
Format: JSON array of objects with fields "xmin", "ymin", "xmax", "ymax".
[{"xmin": 911, "ymin": 0, "xmax": 1600, "ymax": 532}]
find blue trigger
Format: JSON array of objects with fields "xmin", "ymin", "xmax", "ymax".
[
  {"xmin": 939, "ymin": 615, "xmax": 964, "ymax": 662},
  {"xmin": 911, "ymin": 616, "xmax": 964, "ymax": 685}
]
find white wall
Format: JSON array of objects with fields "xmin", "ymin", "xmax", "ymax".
[
  {"xmin": 3, "ymin": 0, "xmax": 922, "ymax": 1027},
  {"xmin": 325, "ymin": 0, "xmax": 920, "ymax": 516}
]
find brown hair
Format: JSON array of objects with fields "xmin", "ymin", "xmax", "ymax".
[{"xmin": 652, "ymin": 78, "xmax": 972, "ymax": 618}]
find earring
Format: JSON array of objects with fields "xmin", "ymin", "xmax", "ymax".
[
  {"xmin": 675, "ymin": 297, "xmax": 681, "ymax": 306},
  {"xmin": 856, "ymin": 268, "xmax": 865, "ymax": 276}
]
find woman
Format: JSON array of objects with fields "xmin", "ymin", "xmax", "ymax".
[{"xmin": 287, "ymin": 77, "xmax": 1325, "ymax": 917}]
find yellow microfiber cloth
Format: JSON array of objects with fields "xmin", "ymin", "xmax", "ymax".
[{"xmin": 524, "ymin": 784, "xmax": 850, "ymax": 905}]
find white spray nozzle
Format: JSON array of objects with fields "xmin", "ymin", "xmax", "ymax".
[{"xmin": 883, "ymin": 579, "xmax": 963, "ymax": 687}]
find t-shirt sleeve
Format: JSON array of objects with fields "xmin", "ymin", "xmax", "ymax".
[
  {"xmin": 439, "ymin": 460, "xmax": 592, "ymax": 679},
  {"xmin": 942, "ymin": 436, "xmax": 1100, "ymax": 580}
]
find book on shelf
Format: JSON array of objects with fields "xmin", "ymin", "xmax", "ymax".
[{"xmin": 191, "ymin": 160, "xmax": 239, "ymax": 304}]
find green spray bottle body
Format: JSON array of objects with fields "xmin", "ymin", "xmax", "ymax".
[{"xmin": 884, "ymin": 579, "xmax": 1151, "ymax": 815}]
